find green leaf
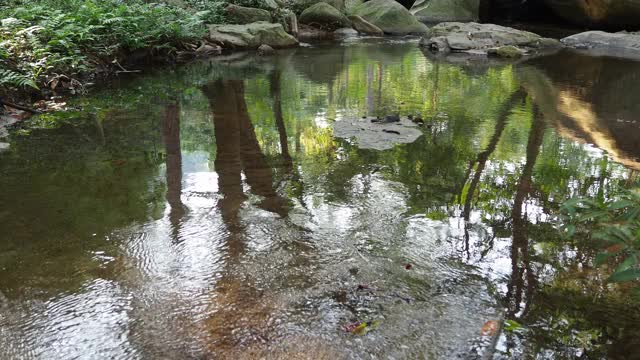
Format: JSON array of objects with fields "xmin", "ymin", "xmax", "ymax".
[
  {"xmin": 503, "ymin": 319, "xmax": 522, "ymax": 332},
  {"xmin": 608, "ymin": 268, "xmax": 640, "ymax": 282},
  {"xmin": 616, "ymin": 255, "xmax": 637, "ymax": 273},
  {"xmin": 609, "ymin": 199, "xmax": 634, "ymax": 210},
  {"xmin": 594, "ymin": 252, "xmax": 612, "ymax": 266}
]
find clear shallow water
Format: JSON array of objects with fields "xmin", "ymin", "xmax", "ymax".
[{"xmin": 1, "ymin": 39, "xmax": 640, "ymax": 359}]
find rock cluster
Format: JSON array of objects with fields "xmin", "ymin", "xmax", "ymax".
[{"xmin": 419, "ymin": 22, "xmax": 562, "ymax": 57}]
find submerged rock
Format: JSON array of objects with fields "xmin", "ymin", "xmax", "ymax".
[
  {"xmin": 334, "ymin": 27, "xmax": 359, "ymax": 38},
  {"xmin": 297, "ymin": 24, "xmax": 335, "ymax": 41},
  {"xmin": 348, "ymin": 15, "xmax": 384, "ymax": 36},
  {"xmin": 419, "ymin": 22, "xmax": 562, "ymax": 56},
  {"xmin": 257, "ymin": 44, "xmax": 275, "ymax": 55},
  {"xmin": 0, "ymin": 113, "xmax": 23, "ymax": 138},
  {"xmin": 410, "ymin": 0, "xmax": 479, "ymax": 23},
  {"xmin": 544, "ymin": 0, "xmax": 640, "ymax": 28},
  {"xmin": 209, "ymin": 22, "xmax": 299, "ymax": 49},
  {"xmin": 225, "ymin": 4, "xmax": 272, "ymax": 24},
  {"xmin": 561, "ymin": 31, "xmax": 640, "ymax": 60},
  {"xmin": 352, "ymin": 0, "xmax": 428, "ymax": 35},
  {"xmin": 488, "ymin": 45, "xmax": 524, "ymax": 58},
  {"xmin": 195, "ymin": 43, "xmax": 222, "ymax": 57},
  {"xmin": 333, "ymin": 116, "xmax": 423, "ymax": 151},
  {"xmin": 299, "ymin": 2, "xmax": 351, "ymax": 30}
]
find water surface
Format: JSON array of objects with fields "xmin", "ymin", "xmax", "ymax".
[{"xmin": 1, "ymin": 39, "xmax": 640, "ymax": 359}]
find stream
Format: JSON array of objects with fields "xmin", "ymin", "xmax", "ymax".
[{"xmin": 1, "ymin": 38, "xmax": 640, "ymax": 359}]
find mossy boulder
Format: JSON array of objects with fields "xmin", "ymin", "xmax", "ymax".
[
  {"xmin": 345, "ymin": 0, "xmax": 364, "ymax": 14},
  {"xmin": 488, "ymin": 45, "xmax": 525, "ymax": 58},
  {"xmin": 299, "ymin": 2, "xmax": 352, "ymax": 30},
  {"xmin": 352, "ymin": 0, "xmax": 428, "ymax": 35},
  {"xmin": 348, "ymin": 15, "xmax": 384, "ymax": 35},
  {"xmin": 225, "ymin": 4, "xmax": 272, "ymax": 24},
  {"xmin": 292, "ymin": 0, "xmax": 345, "ymax": 13},
  {"xmin": 410, "ymin": 0, "xmax": 479, "ymax": 23},
  {"xmin": 209, "ymin": 22, "xmax": 299, "ymax": 49}
]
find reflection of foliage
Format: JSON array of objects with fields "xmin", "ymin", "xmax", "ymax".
[
  {"xmin": 0, "ymin": 110, "xmax": 165, "ymax": 296},
  {"xmin": 300, "ymin": 127, "xmax": 334, "ymax": 156},
  {"xmin": 562, "ymin": 188, "xmax": 640, "ymax": 285}
]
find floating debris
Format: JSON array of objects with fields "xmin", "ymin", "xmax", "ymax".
[
  {"xmin": 480, "ymin": 320, "xmax": 499, "ymax": 336},
  {"xmin": 343, "ymin": 320, "xmax": 380, "ymax": 335}
]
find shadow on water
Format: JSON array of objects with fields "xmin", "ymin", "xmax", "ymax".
[{"xmin": 3, "ymin": 40, "xmax": 640, "ymax": 359}]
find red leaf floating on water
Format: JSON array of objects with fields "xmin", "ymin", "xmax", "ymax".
[
  {"xmin": 405, "ymin": 263, "xmax": 412, "ymax": 270},
  {"xmin": 480, "ymin": 320, "xmax": 499, "ymax": 336}
]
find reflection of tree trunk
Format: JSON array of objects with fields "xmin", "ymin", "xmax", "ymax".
[
  {"xmin": 163, "ymin": 100, "xmax": 185, "ymax": 239},
  {"xmin": 464, "ymin": 88, "xmax": 526, "ymax": 221},
  {"xmin": 202, "ymin": 80, "xmax": 246, "ymax": 258},
  {"xmin": 431, "ymin": 62, "xmax": 440, "ymax": 111},
  {"xmin": 366, "ymin": 65, "xmax": 374, "ymax": 114},
  {"xmin": 270, "ymin": 70, "xmax": 292, "ymax": 166},
  {"xmin": 202, "ymin": 79, "xmax": 289, "ymax": 229},
  {"xmin": 506, "ymin": 104, "xmax": 546, "ymax": 319},
  {"xmin": 201, "ymin": 80, "xmax": 283, "ymax": 353},
  {"xmin": 377, "ymin": 63, "xmax": 383, "ymax": 105},
  {"xmin": 93, "ymin": 113, "xmax": 106, "ymax": 146}
]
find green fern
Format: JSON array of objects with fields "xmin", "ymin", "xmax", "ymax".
[{"xmin": 0, "ymin": 68, "xmax": 39, "ymax": 89}]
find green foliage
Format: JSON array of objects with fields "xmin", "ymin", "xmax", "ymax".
[
  {"xmin": 186, "ymin": 0, "xmax": 229, "ymax": 24},
  {"xmin": 0, "ymin": 68, "xmax": 38, "ymax": 89},
  {"xmin": 0, "ymin": 0, "xmax": 206, "ymax": 91},
  {"xmin": 562, "ymin": 188, "xmax": 640, "ymax": 283}
]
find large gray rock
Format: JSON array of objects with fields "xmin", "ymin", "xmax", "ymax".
[
  {"xmin": 544, "ymin": 0, "xmax": 640, "ymax": 28},
  {"xmin": 419, "ymin": 22, "xmax": 562, "ymax": 56},
  {"xmin": 352, "ymin": 0, "xmax": 428, "ymax": 35},
  {"xmin": 299, "ymin": 2, "xmax": 351, "ymax": 30},
  {"xmin": 225, "ymin": 4, "xmax": 272, "ymax": 24},
  {"xmin": 209, "ymin": 22, "xmax": 299, "ymax": 49},
  {"xmin": 410, "ymin": 0, "xmax": 479, "ymax": 23},
  {"xmin": 561, "ymin": 31, "xmax": 640, "ymax": 60},
  {"xmin": 348, "ymin": 15, "xmax": 384, "ymax": 36}
]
